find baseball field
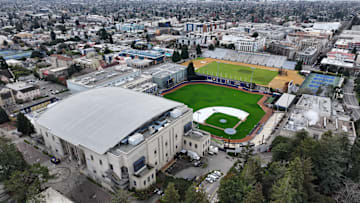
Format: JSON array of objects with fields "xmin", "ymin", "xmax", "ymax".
[
  {"xmin": 163, "ymin": 84, "xmax": 265, "ymax": 139},
  {"xmin": 196, "ymin": 62, "xmax": 278, "ymax": 85}
]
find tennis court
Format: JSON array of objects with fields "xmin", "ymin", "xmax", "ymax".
[{"xmin": 301, "ymin": 73, "xmax": 340, "ymax": 93}]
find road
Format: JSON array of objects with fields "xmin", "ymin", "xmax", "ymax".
[{"xmin": 343, "ymin": 79, "xmax": 360, "ymax": 120}]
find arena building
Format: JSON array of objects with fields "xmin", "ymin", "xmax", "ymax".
[{"xmin": 35, "ymin": 87, "xmax": 210, "ymax": 190}]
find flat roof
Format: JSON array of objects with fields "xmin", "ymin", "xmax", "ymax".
[
  {"xmin": 36, "ymin": 87, "xmax": 183, "ymax": 154},
  {"xmin": 275, "ymin": 93, "xmax": 296, "ymax": 108}
]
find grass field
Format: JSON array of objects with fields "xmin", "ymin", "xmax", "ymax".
[
  {"xmin": 205, "ymin": 113, "xmax": 240, "ymax": 129},
  {"xmin": 163, "ymin": 84, "xmax": 265, "ymax": 139},
  {"xmin": 196, "ymin": 62, "xmax": 278, "ymax": 85}
]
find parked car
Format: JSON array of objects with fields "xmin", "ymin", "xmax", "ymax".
[
  {"xmin": 50, "ymin": 157, "xmax": 61, "ymax": 164},
  {"xmin": 193, "ymin": 161, "xmax": 202, "ymax": 167}
]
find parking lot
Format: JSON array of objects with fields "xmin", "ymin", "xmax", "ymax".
[{"xmin": 171, "ymin": 151, "xmax": 237, "ymax": 202}]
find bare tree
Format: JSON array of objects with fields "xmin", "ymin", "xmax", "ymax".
[{"xmin": 334, "ymin": 180, "xmax": 360, "ymax": 203}]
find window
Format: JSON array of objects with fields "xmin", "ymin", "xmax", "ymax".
[
  {"xmin": 109, "ymin": 164, "xmax": 113, "ymax": 170},
  {"xmin": 134, "ymin": 181, "xmax": 137, "ymax": 186},
  {"xmin": 93, "ymin": 170, "xmax": 97, "ymax": 174},
  {"xmin": 184, "ymin": 140, "xmax": 187, "ymax": 145},
  {"xmin": 55, "ymin": 149, "xmax": 58, "ymax": 152},
  {"xmin": 189, "ymin": 142, "xmax": 192, "ymax": 147},
  {"xmin": 175, "ymin": 134, "xmax": 178, "ymax": 140},
  {"xmin": 176, "ymin": 145, "xmax": 178, "ymax": 149},
  {"xmin": 195, "ymin": 144, "xmax": 198, "ymax": 149},
  {"xmin": 102, "ymin": 175, "xmax": 105, "ymax": 178},
  {"xmin": 91, "ymin": 155, "xmax": 94, "ymax": 161},
  {"xmin": 166, "ymin": 153, "xmax": 168, "ymax": 157},
  {"xmin": 99, "ymin": 160, "xmax": 103, "ymax": 165},
  {"xmin": 155, "ymin": 161, "xmax": 157, "ymax": 165},
  {"xmin": 152, "ymin": 174, "xmax": 154, "ymax": 179},
  {"xmin": 165, "ymin": 142, "xmax": 168, "ymax": 146},
  {"xmin": 144, "ymin": 180, "xmax": 146, "ymax": 186},
  {"xmin": 148, "ymin": 177, "xmax": 150, "ymax": 182},
  {"xmin": 154, "ymin": 150, "xmax": 157, "ymax": 155}
]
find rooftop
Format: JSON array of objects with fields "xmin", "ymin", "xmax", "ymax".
[{"xmin": 36, "ymin": 87, "xmax": 184, "ymax": 154}]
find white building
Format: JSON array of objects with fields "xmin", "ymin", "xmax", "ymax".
[
  {"xmin": 6, "ymin": 82, "xmax": 41, "ymax": 102},
  {"xmin": 35, "ymin": 87, "xmax": 210, "ymax": 190},
  {"xmin": 221, "ymin": 35, "xmax": 265, "ymax": 52}
]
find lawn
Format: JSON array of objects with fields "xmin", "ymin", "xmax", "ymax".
[
  {"xmin": 205, "ymin": 113, "xmax": 240, "ymax": 129},
  {"xmin": 196, "ymin": 62, "xmax": 278, "ymax": 85},
  {"xmin": 163, "ymin": 84, "xmax": 265, "ymax": 139}
]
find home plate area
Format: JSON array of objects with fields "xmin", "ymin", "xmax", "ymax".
[{"xmin": 193, "ymin": 106, "xmax": 249, "ymax": 135}]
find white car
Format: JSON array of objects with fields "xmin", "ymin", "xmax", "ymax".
[
  {"xmin": 213, "ymin": 171, "xmax": 222, "ymax": 177},
  {"xmin": 205, "ymin": 177, "xmax": 214, "ymax": 183}
]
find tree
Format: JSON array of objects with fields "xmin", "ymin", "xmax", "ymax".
[
  {"xmin": 352, "ymin": 47, "xmax": 357, "ymax": 54},
  {"xmin": 252, "ymin": 32, "xmax": 259, "ymax": 38},
  {"xmin": 97, "ymin": 28, "xmax": 109, "ymax": 40},
  {"xmin": 0, "ymin": 107, "xmax": 9, "ymax": 124},
  {"xmin": 334, "ymin": 180, "xmax": 360, "ymax": 203},
  {"xmin": 17, "ymin": 112, "xmax": 35, "ymax": 136},
  {"xmin": 109, "ymin": 34, "xmax": 114, "ymax": 44},
  {"xmin": 196, "ymin": 44, "xmax": 202, "ymax": 55},
  {"xmin": 348, "ymin": 135, "xmax": 360, "ymax": 181},
  {"xmin": 172, "ymin": 51, "xmax": 181, "ymax": 63},
  {"xmin": 240, "ymin": 142, "xmax": 255, "ymax": 164},
  {"xmin": 0, "ymin": 56, "xmax": 8, "ymax": 69},
  {"xmin": 209, "ymin": 44, "xmax": 215, "ymax": 51},
  {"xmin": 5, "ymin": 163, "xmax": 50, "ymax": 202},
  {"xmin": 30, "ymin": 50, "xmax": 44, "ymax": 58},
  {"xmin": 0, "ymin": 137, "xmax": 27, "ymax": 181},
  {"xmin": 271, "ymin": 175, "xmax": 297, "ymax": 203},
  {"xmin": 218, "ymin": 176, "xmax": 250, "ymax": 203},
  {"xmin": 181, "ymin": 46, "xmax": 189, "ymax": 59},
  {"xmin": 50, "ymin": 30, "xmax": 56, "ymax": 41},
  {"xmin": 244, "ymin": 183, "xmax": 264, "ymax": 203},
  {"xmin": 295, "ymin": 61, "xmax": 303, "ymax": 71},
  {"xmin": 111, "ymin": 188, "xmax": 131, "ymax": 203},
  {"xmin": 187, "ymin": 62, "xmax": 196, "ymax": 80},
  {"xmin": 161, "ymin": 182, "xmax": 180, "ymax": 203},
  {"xmin": 184, "ymin": 184, "xmax": 209, "ymax": 203}
]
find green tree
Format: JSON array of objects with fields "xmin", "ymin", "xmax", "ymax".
[
  {"xmin": 5, "ymin": 163, "xmax": 51, "ymax": 202},
  {"xmin": 244, "ymin": 183, "xmax": 264, "ymax": 203},
  {"xmin": 0, "ymin": 56, "xmax": 8, "ymax": 69},
  {"xmin": 181, "ymin": 46, "xmax": 189, "ymax": 59},
  {"xmin": 187, "ymin": 62, "xmax": 196, "ymax": 80},
  {"xmin": 17, "ymin": 112, "xmax": 35, "ymax": 136},
  {"xmin": 240, "ymin": 142, "xmax": 255, "ymax": 164},
  {"xmin": 209, "ymin": 44, "xmax": 215, "ymax": 51},
  {"xmin": 218, "ymin": 176, "xmax": 250, "ymax": 203},
  {"xmin": 0, "ymin": 137, "xmax": 27, "ymax": 181},
  {"xmin": 252, "ymin": 32, "xmax": 259, "ymax": 38},
  {"xmin": 0, "ymin": 107, "xmax": 9, "ymax": 124},
  {"xmin": 348, "ymin": 135, "xmax": 360, "ymax": 181},
  {"xmin": 271, "ymin": 175, "xmax": 297, "ymax": 203},
  {"xmin": 184, "ymin": 184, "xmax": 209, "ymax": 203},
  {"xmin": 50, "ymin": 30, "xmax": 56, "ymax": 41},
  {"xmin": 161, "ymin": 182, "xmax": 180, "ymax": 203},
  {"xmin": 295, "ymin": 61, "xmax": 303, "ymax": 71},
  {"xmin": 111, "ymin": 188, "xmax": 131, "ymax": 203},
  {"xmin": 30, "ymin": 50, "xmax": 44, "ymax": 58},
  {"xmin": 196, "ymin": 44, "xmax": 202, "ymax": 55},
  {"xmin": 172, "ymin": 51, "xmax": 181, "ymax": 63}
]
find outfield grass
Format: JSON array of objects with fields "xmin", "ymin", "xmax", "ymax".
[
  {"xmin": 164, "ymin": 84, "xmax": 265, "ymax": 139},
  {"xmin": 196, "ymin": 62, "xmax": 278, "ymax": 85},
  {"xmin": 205, "ymin": 113, "xmax": 240, "ymax": 129}
]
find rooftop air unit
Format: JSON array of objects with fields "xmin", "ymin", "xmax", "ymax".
[{"xmin": 128, "ymin": 133, "xmax": 144, "ymax": 146}]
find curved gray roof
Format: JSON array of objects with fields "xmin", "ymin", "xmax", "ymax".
[{"xmin": 37, "ymin": 87, "xmax": 183, "ymax": 154}]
